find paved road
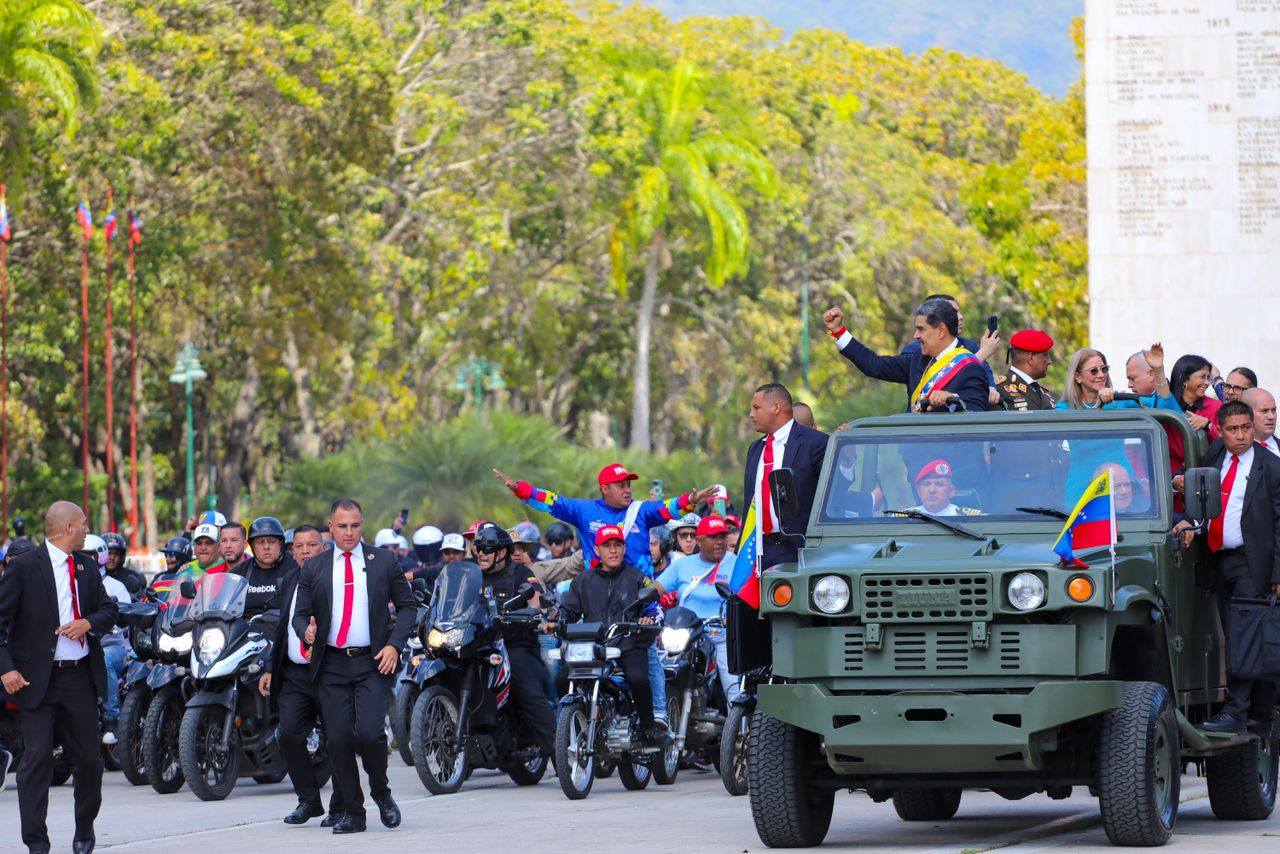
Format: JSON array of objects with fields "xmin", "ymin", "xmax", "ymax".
[{"xmin": 2, "ymin": 764, "xmax": 1278, "ymax": 852}]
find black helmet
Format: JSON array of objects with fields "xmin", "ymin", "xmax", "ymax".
[
  {"xmin": 649, "ymin": 525, "xmax": 672, "ymax": 559},
  {"xmin": 248, "ymin": 516, "xmax": 286, "ymax": 541},
  {"xmin": 473, "ymin": 522, "xmax": 513, "ymax": 555},
  {"xmin": 4, "ymin": 535, "xmax": 36, "ymax": 562},
  {"xmin": 545, "ymin": 521, "xmax": 574, "ymax": 545},
  {"xmin": 162, "ymin": 536, "xmax": 193, "ymax": 563},
  {"xmin": 103, "ymin": 532, "xmax": 128, "ymax": 553}
]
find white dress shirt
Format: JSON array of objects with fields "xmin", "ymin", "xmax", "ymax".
[
  {"xmin": 1220, "ymin": 446, "xmax": 1254, "ymax": 550},
  {"xmin": 327, "ymin": 548, "xmax": 371, "ymax": 647},
  {"xmin": 46, "ymin": 541, "xmax": 88, "ymax": 662},
  {"xmin": 755, "ymin": 419, "xmax": 795, "ymax": 535},
  {"xmin": 1261, "ymin": 436, "xmax": 1279, "ymax": 457},
  {"xmin": 286, "ymin": 585, "xmax": 310, "ymax": 664}
]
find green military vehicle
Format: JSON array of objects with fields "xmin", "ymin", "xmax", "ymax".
[{"xmin": 749, "ymin": 409, "xmax": 1277, "ymax": 848}]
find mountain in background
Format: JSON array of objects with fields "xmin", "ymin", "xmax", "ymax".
[{"xmin": 643, "ymin": 0, "xmax": 1082, "ymax": 95}]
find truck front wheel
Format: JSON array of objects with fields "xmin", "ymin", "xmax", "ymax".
[
  {"xmin": 892, "ymin": 788, "xmax": 962, "ymax": 821},
  {"xmin": 748, "ymin": 711, "xmax": 834, "ymax": 848},
  {"xmin": 1205, "ymin": 718, "xmax": 1278, "ymax": 821},
  {"xmin": 1097, "ymin": 681, "xmax": 1179, "ymax": 846}
]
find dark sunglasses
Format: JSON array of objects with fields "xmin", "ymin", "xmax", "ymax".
[
  {"xmin": 1084, "ymin": 365, "xmax": 1110, "ymax": 376},
  {"xmin": 676, "ymin": 531, "xmax": 697, "ymax": 538}
]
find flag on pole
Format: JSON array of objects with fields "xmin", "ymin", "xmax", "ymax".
[
  {"xmin": 1052, "ymin": 470, "xmax": 1117, "ymax": 568},
  {"xmin": 103, "ymin": 210, "xmax": 117, "ymax": 242},
  {"xmin": 0, "ymin": 185, "xmax": 10, "ymax": 242},
  {"xmin": 728, "ymin": 502, "xmax": 761, "ymax": 608},
  {"xmin": 128, "ymin": 211, "xmax": 142, "ymax": 245},
  {"xmin": 76, "ymin": 200, "xmax": 93, "ymax": 240}
]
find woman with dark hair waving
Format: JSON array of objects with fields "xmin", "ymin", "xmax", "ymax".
[{"xmin": 1169, "ymin": 353, "xmax": 1221, "ymax": 441}]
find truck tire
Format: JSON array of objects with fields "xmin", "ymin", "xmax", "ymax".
[
  {"xmin": 749, "ymin": 711, "xmax": 834, "ymax": 848},
  {"xmin": 1205, "ymin": 719, "xmax": 1279, "ymax": 821},
  {"xmin": 892, "ymin": 788, "xmax": 962, "ymax": 821},
  {"xmin": 1097, "ymin": 681, "xmax": 1180, "ymax": 846}
]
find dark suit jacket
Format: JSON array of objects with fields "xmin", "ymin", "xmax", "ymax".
[
  {"xmin": 902, "ymin": 336, "xmax": 995, "ymax": 386},
  {"xmin": 292, "ymin": 543, "xmax": 416, "ymax": 678},
  {"xmin": 1205, "ymin": 440, "xmax": 1280, "ymax": 590},
  {"xmin": 840, "ymin": 334, "xmax": 990, "ymax": 413},
  {"xmin": 0, "ymin": 544, "xmax": 119, "ymax": 709},
  {"xmin": 743, "ymin": 421, "xmax": 829, "ymax": 567},
  {"xmin": 266, "ymin": 565, "xmax": 303, "ymax": 706}
]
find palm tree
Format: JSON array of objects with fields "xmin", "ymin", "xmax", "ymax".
[
  {"xmin": 0, "ymin": 0, "xmax": 101, "ymax": 184},
  {"xmin": 609, "ymin": 60, "xmax": 776, "ymax": 452}
]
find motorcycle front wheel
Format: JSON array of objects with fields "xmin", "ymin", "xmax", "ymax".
[
  {"xmin": 179, "ymin": 705, "xmax": 242, "ymax": 801},
  {"xmin": 554, "ymin": 701, "xmax": 595, "ymax": 800},
  {"xmin": 142, "ymin": 683, "xmax": 185, "ymax": 794},
  {"xmin": 720, "ymin": 702, "xmax": 751, "ymax": 796},
  {"xmin": 507, "ymin": 753, "xmax": 548, "ymax": 786},
  {"xmin": 410, "ymin": 685, "xmax": 467, "ymax": 795},
  {"xmin": 116, "ymin": 686, "xmax": 151, "ymax": 785},
  {"xmin": 392, "ymin": 683, "xmax": 420, "ymax": 766},
  {"xmin": 651, "ymin": 696, "xmax": 681, "ymax": 785}
]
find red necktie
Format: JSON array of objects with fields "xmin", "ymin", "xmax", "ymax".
[
  {"xmin": 1209, "ymin": 454, "xmax": 1240, "ymax": 552},
  {"xmin": 66, "ymin": 556, "xmax": 85, "ymax": 647},
  {"xmin": 761, "ymin": 434, "xmax": 775, "ymax": 534},
  {"xmin": 335, "ymin": 551, "xmax": 354, "ymax": 647}
]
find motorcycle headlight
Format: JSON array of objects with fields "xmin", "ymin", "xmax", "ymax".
[
  {"xmin": 197, "ymin": 627, "xmax": 226, "ymax": 666},
  {"xmin": 158, "ymin": 631, "xmax": 192, "ymax": 654},
  {"xmin": 661, "ymin": 627, "xmax": 691, "ymax": 653},
  {"xmin": 812, "ymin": 575, "xmax": 851, "ymax": 614},
  {"xmin": 428, "ymin": 628, "xmax": 466, "ymax": 649},
  {"xmin": 1008, "ymin": 572, "xmax": 1047, "ymax": 611},
  {"xmin": 564, "ymin": 642, "xmax": 596, "ymax": 663}
]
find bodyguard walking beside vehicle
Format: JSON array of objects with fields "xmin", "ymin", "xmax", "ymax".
[
  {"xmin": 294, "ymin": 499, "xmax": 417, "ymax": 834},
  {"xmin": 0, "ymin": 501, "xmax": 119, "ymax": 854}
]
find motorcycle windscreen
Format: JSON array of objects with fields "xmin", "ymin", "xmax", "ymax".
[
  {"xmin": 664, "ymin": 605, "xmax": 701, "ymax": 630},
  {"xmin": 429, "ymin": 561, "xmax": 488, "ymax": 628},
  {"xmin": 190, "ymin": 571, "xmax": 249, "ymax": 621},
  {"xmin": 157, "ymin": 577, "xmax": 197, "ymax": 631}
]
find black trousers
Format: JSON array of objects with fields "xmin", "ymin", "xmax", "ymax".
[
  {"xmin": 17, "ymin": 663, "xmax": 102, "ymax": 850},
  {"xmin": 505, "ymin": 646, "xmax": 556, "ymax": 755},
  {"xmin": 317, "ymin": 650, "xmax": 391, "ymax": 818},
  {"xmin": 278, "ymin": 662, "xmax": 342, "ymax": 813},
  {"xmin": 555, "ymin": 646, "xmax": 653, "ymax": 727},
  {"xmin": 1217, "ymin": 550, "xmax": 1278, "ymax": 720}
]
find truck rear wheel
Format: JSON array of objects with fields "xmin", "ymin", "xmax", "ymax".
[
  {"xmin": 1205, "ymin": 718, "xmax": 1278, "ymax": 821},
  {"xmin": 892, "ymin": 788, "xmax": 962, "ymax": 821},
  {"xmin": 1097, "ymin": 681, "xmax": 1179, "ymax": 846},
  {"xmin": 749, "ymin": 711, "xmax": 834, "ymax": 848}
]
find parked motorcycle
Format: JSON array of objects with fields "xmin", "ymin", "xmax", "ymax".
[
  {"xmin": 391, "ymin": 605, "xmax": 428, "ymax": 766},
  {"xmin": 713, "ymin": 580, "xmax": 770, "ymax": 796},
  {"xmin": 552, "ymin": 587, "xmax": 674, "ymax": 800},
  {"xmin": 141, "ymin": 581, "xmax": 197, "ymax": 794},
  {"xmin": 658, "ymin": 605, "xmax": 728, "ymax": 784},
  {"xmin": 111, "ymin": 599, "xmax": 161, "ymax": 784},
  {"xmin": 177, "ymin": 573, "xmax": 329, "ymax": 800},
  {"xmin": 407, "ymin": 561, "xmax": 549, "ymax": 795}
]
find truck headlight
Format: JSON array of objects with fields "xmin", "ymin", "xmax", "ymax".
[
  {"xmin": 813, "ymin": 575, "xmax": 851, "ymax": 614},
  {"xmin": 1008, "ymin": 572, "xmax": 1046, "ymax": 611},
  {"xmin": 197, "ymin": 627, "xmax": 226, "ymax": 666},
  {"xmin": 661, "ymin": 627, "xmax": 691, "ymax": 653}
]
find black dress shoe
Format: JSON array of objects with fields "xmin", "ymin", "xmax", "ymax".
[
  {"xmin": 320, "ymin": 812, "xmax": 346, "ymax": 828},
  {"xmin": 1202, "ymin": 711, "xmax": 1247, "ymax": 734},
  {"xmin": 283, "ymin": 802, "xmax": 325, "ymax": 825},
  {"xmin": 331, "ymin": 815, "xmax": 366, "ymax": 835},
  {"xmin": 72, "ymin": 839, "xmax": 95, "ymax": 854},
  {"xmin": 373, "ymin": 792, "xmax": 401, "ymax": 828}
]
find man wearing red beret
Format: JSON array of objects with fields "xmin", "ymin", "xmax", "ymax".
[{"xmin": 996, "ymin": 329, "xmax": 1056, "ymax": 411}]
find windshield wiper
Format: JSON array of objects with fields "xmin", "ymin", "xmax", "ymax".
[
  {"xmin": 883, "ymin": 509, "xmax": 985, "ymax": 540},
  {"xmin": 1015, "ymin": 506, "xmax": 1069, "ymax": 520}
]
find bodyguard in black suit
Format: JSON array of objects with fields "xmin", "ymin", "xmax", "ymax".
[
  {"xmin": 822, "ymin": 298, "xmax": 990, "ymax": 414},
  {"xmin": 294, "ymin": 498, "xmax": 416, "ymax": 834},
  {"xmin": 1195, "ymin": 402, "xmax": 1280, "ymax": 733},
  {"xmin": 0, "ymin": 501, "xmax": 119, "ymax": 854}
]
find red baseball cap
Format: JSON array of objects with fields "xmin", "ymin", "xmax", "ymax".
[
  {"xmin": 725, "ymin": 515, "xmax": 741, "ymax": 528},
  {"xmin": 696, "ymin": 515, "xmax": 728, "ymax": 537},
  {"xmin": 594, "ymin": 524, "xmax": 625, "ymax": 546},
  {"xmin": 462, "ymin": 519, "xmax": 488, "ymax": 541},
  {"xmin": 598, "ymin": 463, "xmax": 640, "ymax": 487},
  {"xmin": 914, "ymin": 459, "xmax": 953, "ymax": 485}
]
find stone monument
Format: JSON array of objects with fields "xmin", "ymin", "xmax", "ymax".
[{"xmin": 1087, "ymin": 0, "xmax": 1280, "ymax": 379}]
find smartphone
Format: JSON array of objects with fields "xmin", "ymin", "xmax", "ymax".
[
  {"xmin": 650, "ymin": 478, "xmax": 664, "ymax": 501},
  {"xmin": 987, "ymin": 315, "xmax": 998, "ymax": 336},
  {"xmin": 398, "ymin": 507, "xmax": 410, "ymax": 526}
]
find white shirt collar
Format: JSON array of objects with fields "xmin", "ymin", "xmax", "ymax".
[
  {"xmin": 936, "ymin": 337, "xmax": 960, "ymax": 359},
  {"xmin": 46, "ymin": 539, "xmax": 70, "ymax": 566},
  {"xmin": 772, "ymin": 418, "xmax": 795, "ymax": 445},
  {"xmin": 1009, "ymin": 366, "xmax": 1036, "ymax": 385}
]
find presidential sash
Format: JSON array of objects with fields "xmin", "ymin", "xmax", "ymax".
[{"xmin": 910, "ymin": 347, "xmax": 980, "ymax": 408}]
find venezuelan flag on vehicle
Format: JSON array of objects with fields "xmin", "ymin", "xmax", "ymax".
[
  {"xmin": 1052, "ymin": 470, "xmax": 1117, "ymax": 568},
  {"xmin": 729, "ymin": 503, "xmax": 760, "ymax": 608}
]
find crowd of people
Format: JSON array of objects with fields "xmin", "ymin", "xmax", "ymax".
[{"xmin": 0, "ymin": 292, "xmax": 1277, "ymax": 852}]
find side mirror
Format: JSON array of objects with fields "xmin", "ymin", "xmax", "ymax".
[
  {"xmin": 769, "ymin": 468, "xmax": 801, "ymax": 519},
  {"xmin": 626, "ymin": 585, "xmax": 660, "ymax": 615},
  {"xmin": 1184, "ymin": 466, "xmax": 1222, "ymax": 524},
  {"xmin": 714, "ymin": 581, "xmax": 734, "ymax": 600},
  {"xmin": 179, "ymin": 580, "xmax": 197, "ymax": 600}
]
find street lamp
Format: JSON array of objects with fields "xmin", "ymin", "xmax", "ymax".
[
  {"xmin": 168, "ymin": 343, "xmax": 207, "ymax": 519},
  {"xmin": 451, "ymin": 356, "xmax": 505, "ymax": 415}
]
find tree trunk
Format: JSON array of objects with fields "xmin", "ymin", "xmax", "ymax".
[
  {"xmin": 218, "ymin": 358, "xmax": 262, "ymax": 517},
  {"xmin": 629, "ymin": 232, "xmax": 664, "ymax": 452},
  {"xmin": 282, "ymin": 330, "xmax": 322, "ymax": 458},
  {"xmin": 142, "ymin": 443, "xmax": 158, "ymax": 552}
]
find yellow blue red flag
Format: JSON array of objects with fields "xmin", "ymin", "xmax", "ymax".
[{"xmin": 1052, "ymin": 470, "xmax": 1116, "ymax": 568}]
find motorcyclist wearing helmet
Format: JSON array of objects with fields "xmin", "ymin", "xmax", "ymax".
[
  {"xmin": 649, "ymin": 526, "xmax": 674, "ymax": 575},
  {"xmin": 237, "ymin": 516, "xmax": 296, "ymax": 617},
  {"xmin": 83, "ymin": 534, "xmax": 132, "ymax": 740},
  {"xmin": 545, "ymin": 521, "xmax": 575, "ymax": 559},
  {"xmin": 102, "ymin": 531, "xmax": 145, "ymax": 599},
  {"xmin": 408, "ymin": 525, "xmax": 444, "ymax": 590},
  {"xmin": 666, "ymin": 512, "xmax": 700, "ymax": 558},
  {"xmin": 1, "ymin": 535, "xmax": 36, "ymax": 573},
  {"xmin": 472, "ymin": 522, "xmax": 556, "ymax": 756},
  {"xmin": 161, "ymin": 535, "xmax": 192, "ymax": 573}
]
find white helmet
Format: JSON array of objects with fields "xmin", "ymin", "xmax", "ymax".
[
  {"xmin": 666, "ymin": 513, "xmax": 700, "ymax": 533},
  {"xmin": 373, "ymin": 528, "xmax": 398, "ymax": 547},
  {"xmin": 393, "ymin": 534, "xmax": 409, "ymax": 551},
  {"xmin": 83, "ymin": 534, "xmax": 108, "ymax": 566},
  {"xmin": 412, "ymin": 525, "xmax": 443, "ymax": 547}
]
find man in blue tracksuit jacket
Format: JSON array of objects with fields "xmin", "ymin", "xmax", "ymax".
[{"xmin": 494, "ymin": 462, "xmax": 716, "ymax": 724}]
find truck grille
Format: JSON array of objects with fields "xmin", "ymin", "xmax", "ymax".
[
  {"xmin": 860, "ymin": 573, "xmax": 992, "ymax": 623},
  {"xmin": 842, "ymin": 626, "xmax": 1024, "ymax": 674}
]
